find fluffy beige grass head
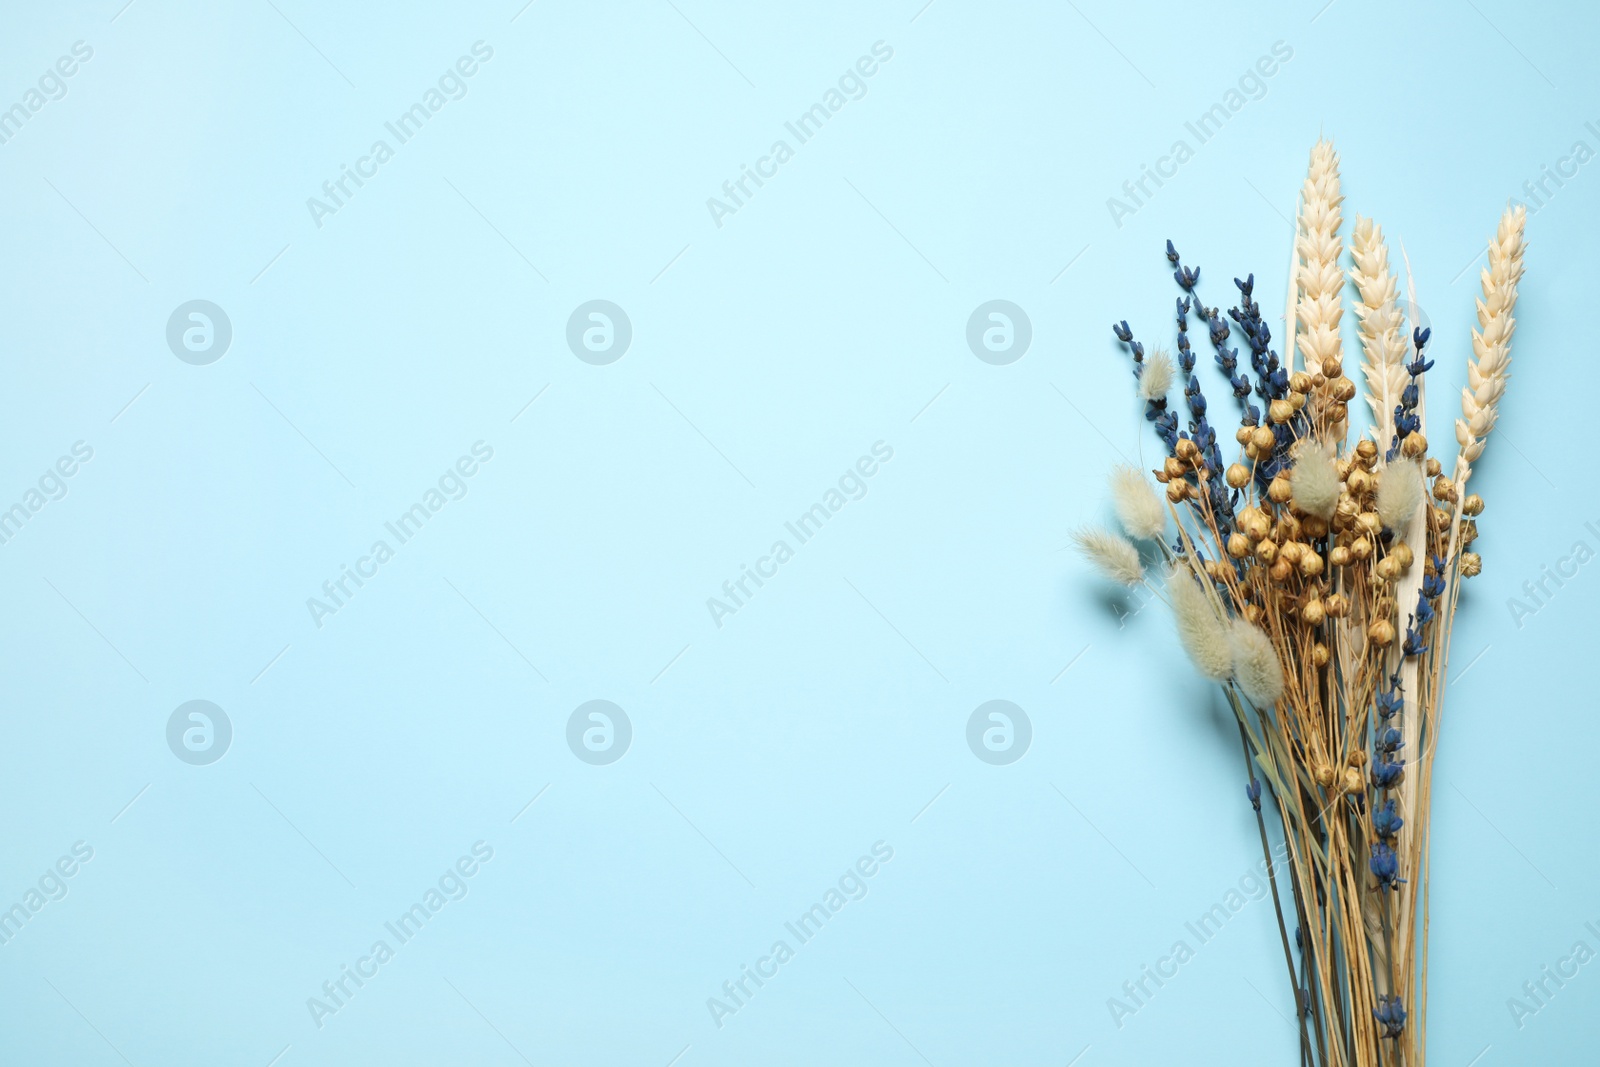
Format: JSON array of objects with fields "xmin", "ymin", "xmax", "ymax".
[
  {"xmin": 1376, "ymin": 459, "xmax": 1424, "ymax": 531},
  {"xmin": 1228, "ymin": 618, "xmax": 1284, "ymax": 708},
  {"xmin": 1289, "ymin": 442, "xmax": 1340, "ymax": 520},
  {"xmin": 1167, "ymin": 564, "xmax": 1232, "ymax": 681},
  {"xmin": 1071, "ymin": 525, "xmax": 1144, "ymax": 586},
  {"xmin": 1140, "ymin": 348, "xmax": 1175, "ymax": 401},
  {"xmin": 1109, "ymin": 465, "xmax": 1166, "ymax": 541}
]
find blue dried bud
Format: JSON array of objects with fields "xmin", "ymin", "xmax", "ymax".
[
  {"xmin": 1370, "ymin": 844, "xmax": 1405, "ymax": 891},
  {"xmin": 1374, "ymin": 994, "xmax": 1407, "ymax": 1037},
  {"xmin": 1372, "ymin": 758, "xmax": 1405, "ymax": 789},
  {"xmin": 1414, "ymin": 595, "xmax": 1435, "ymax": 627},
  {"xmin": 1208, "ymin": 313, "xmax": 1229, "ymax": 346},
  {"xmin": 1373, "ymin": 798, "xmax": 1404, "ymax": 838}
]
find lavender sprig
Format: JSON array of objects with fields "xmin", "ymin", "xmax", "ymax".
[
  {"xmin": 1112, "ymin": 320, "xmax": 1178, "ymax": 450},
  {"xmin": 1387, "ymin": 327, "xmax": 1434, "ymax": 461}
]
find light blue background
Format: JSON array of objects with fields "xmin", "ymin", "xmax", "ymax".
[{"xmin": 2, "ymin": 1, "xmax": 1596, "ymax": 1064}]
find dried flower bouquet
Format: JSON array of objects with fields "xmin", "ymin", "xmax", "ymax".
[{"xmin": 1075, "ymin": 139, "xmax": 1525, "ymax": 1066}]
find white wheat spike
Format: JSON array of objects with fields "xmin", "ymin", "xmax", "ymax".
[
  {"xmin": 1455, "ymin": 205, "xmax": 1527, "ymax": 481},
  {"xmin": 1349, "ymin": 216, "xmax": 1408, "ymax": 446},
  {"xmin": 1294, "ymin": 139, "xmax": 1344, "ymax": 376},
  {"xmin": 1283, "ymin": 193, "xmax": 1300, "ymax": 375}
]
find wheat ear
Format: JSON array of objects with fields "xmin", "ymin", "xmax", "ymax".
[
  {"xmin": 1294, "ymin": 139, "xmax": 1344, "ymax": 379},
  {"xmin": 1349, "ymin": 215, "xmax": 1407, "ymax": 446},
  {"xmin": 1454, "ymin": 205, "xmax": 1527, "ymax": 482}
]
